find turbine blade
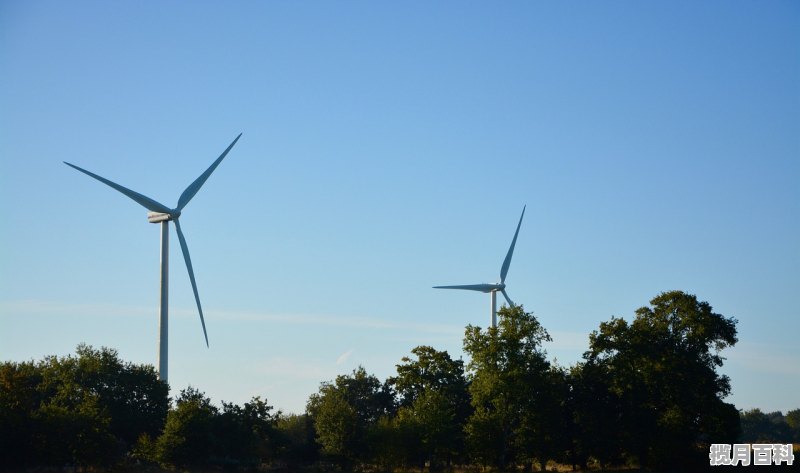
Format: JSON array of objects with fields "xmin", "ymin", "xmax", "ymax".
[
  {"xmin": 177, "ymin": 133, "xmax": 242, "ymax": 211},
  {"xmin": 173, "ymin": 219, "xmax": 209, "ymax": 347},
  {"xmin": 433, "ymin": 284, "xmax": 498, "ymax": 293},
  {"xmin": 500, "ymin": 205, "xmax": 526, "ymax": 284},
  {"xmin": 501, "ymin": 289, "xmax": 514, "ymax": 307},
  {"xmin": 64, "ymin": 162, "xmax": 172, "ymax": 214}
]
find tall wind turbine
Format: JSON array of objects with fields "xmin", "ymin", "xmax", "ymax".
[
  {"xmin": 434, "ymin": 205, "xmax": 526, "ymax": 328},
  {"xmin": 64, "ymin": 133, "xmax": 242, "ymax": 383}
]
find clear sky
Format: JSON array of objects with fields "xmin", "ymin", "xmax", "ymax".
[{"xmin": 1, "ymin": 1, "xmax": 798, "ymax": 415}]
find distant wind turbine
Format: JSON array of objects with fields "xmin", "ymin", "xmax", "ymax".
[
  {"xmin": 64, "ymin": 133, "xmax": 242, "ymax": 383},
  {"xmin": 434, "ymin": 205, "xmax": 526, "ymax": 328}
]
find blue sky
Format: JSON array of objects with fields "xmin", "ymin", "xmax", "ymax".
[{"xmin": 1, "ymin": 1, "xmax": 798, "ymax": 415}]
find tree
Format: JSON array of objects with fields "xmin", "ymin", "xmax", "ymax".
[
  {"xmin": 275, "ymin": 413, "xmax": 320, "ymax": 466},
  {"xmin": 585, "ymin": 290, "xmax": 739, "ymax": 469},
  {"xmin": 368, "ymin": 414, "xmax": 414, "ymax": 471},
  {"xmin": 309, "ymin": 387, "xmax": 358, "ymax": 465},
  {"xmin": 213, "ymin": 396, "xmax": 277, "ymax": 467},
  {"xmin": 390, "ymin": 346, "xmax": 471, "ymax": 469},
  {"xmin": 32, "ymin": 394, "xmax": 118, "ymax": 467},
  {"xmin": 156, "ymin": 386, "xmax": 219, "ymax": 468},
  {"xmin": 0, "ymin": 345, "xmax": 167, "ymax": 469},
  {"xmin": 392, "ymin": 346, "xmax": 469, "ymax": 410},
  {"xmin": 565, "ymin": 361, "xmax": 625, "ymax": 469},
  {"xmin": 0, "ymin": 360, "xmax": 43, "ymax": 468},
  {"xmin": 462, "ymin": 305, "xmax": 559, "ymax": 471},
  {"xmin": 307, "ymin": 366, "xmax": 394, "ymax": 468},
  {"xmin": 398, "ymin": 390, "xmax": 459, "ymax": 470},
  {"xmin": 740, "ymin": 408, "xmax": 794, "ymax": 443},
  {"xmin": 72, "ymin": 344, "xmax": 168, "ymax": 448},
  {"xmin": 786, "ymin": 409, "xmax": 800, "ymax": 442}
]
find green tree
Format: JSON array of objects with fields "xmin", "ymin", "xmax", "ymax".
[
  {"xmin": 404, "ymin": 390, "xmax": 462, "ymax": 470},
  {"xmin": 275, "ymin": 413, "xmax": 320, "ymax": 466},
  {"xmin": 392, "ymin": 346, "xmax": 469, "ymax": 410},
  {"xmin": 35, "ymin": 349, "xmax": 121, "ymax": 466},
  {"xmin": 390, "ymin": 346, "xmax": 471, "ymax": 469},
  {"xmin": 463, "ymin": 305, "xmax": 559, "ymax": 471},
  {"xmin": 72, "ymin": 344, "xmax": 168, "ymax": 447},
  {"xmin": 368, "ymin": 414, "xmax": 415, "ymax": 471},
  {"xmin": 32, "ymin": 395, "xmax": 117, "ymax": 467},
  {"xmin": 156, "ymin": 386, "xmax": 219, "ymax": 468},
  {"xmin": 565, "ymin": 361, "xmax": 625, "ymax": 469},
  {"xmin": 786, "ymin": 409, "xmax": 800, "ymax": 442},
  {"xmin": 213, "ymin": 396, "xmax": 277, "ymax": 467},
  {"xmin": 585, "ymin": 290, "xmax": 739, "ymax": 469},
  {"xmin": 309, "ymin": 387, "xmax": 358, "ymax": 466},
  {"xmin": 740, "ymin": 408, "xmax": 793, "ymax": 443},
  {"xmin": 307, "ymin": 366, "xmax": 394, "ymax": 468},
  {"xmin": 0, "ymin": 345, "xmax": 167, "ymax": 469},
  {"xmin": 0, "ymin": 360, "xmax": 43, "ymax": 468},
  {"xmin": 530, "ymin": 365, "xmax": 569, "ymax": 471}
]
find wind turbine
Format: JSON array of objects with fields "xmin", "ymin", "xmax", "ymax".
[
  {"xmin": 434, "ymin": 205, "xmax": 526, "ymax": 328},
  {"xmin": 64, "ymin": 133, "xmax": 242, "ymax": 383}
]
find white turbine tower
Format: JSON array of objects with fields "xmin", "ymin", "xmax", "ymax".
[
  {"xmin": 64, "ymin": 133, "xmax": 242, "ymax": 383},
  {"xmin": 434, "ymin": 205, "xmax": 526, "ymax": 328}
]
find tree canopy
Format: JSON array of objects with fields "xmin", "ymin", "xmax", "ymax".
[
  {"xmin": 0, "ymin": 345, "xmax": 167, "ymax": 468},
  {"xmin": 390, "ymin": 346, "xmax": 471, "ymax": 469},
  {"xmin": 306, "ymin": 366, "xmax": 394, "ymax": 467},
  {"xmin": 2, "ymin": 291, "xmax": 786, "ymax": 472},
  {"xmin": 584, "ymin": 290, "xmax": 740, "ymax": 469},
  {"xmin": 462, "ymin": 304, "xmax": 563, "ymax": 471}
]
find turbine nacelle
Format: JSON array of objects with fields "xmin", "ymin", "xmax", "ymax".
[
  {"xmin": 477, "ymin": 283, "xmax": 505, "ymax": 293},
  {"xmin": 147, "ymin": 211, "xmax": 180, "ymax": 223}
]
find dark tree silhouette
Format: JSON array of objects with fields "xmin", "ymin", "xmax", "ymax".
[
  {"xmin": 156, "ymin": 386, "xmax": 218, "ymax": 468},
  {"xmin": 0, "ymin": 345, "xmax": 167, "ymax": 469},
  {"xmin": 2, "ymin": 292, "xmax": 777, "ymax": 472},
  {"xmin": 584, "ymin": 290, "xmax": 740, "ymax": 469}
]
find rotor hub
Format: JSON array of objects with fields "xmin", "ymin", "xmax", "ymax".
[{"xmin": 147, "ymin": 211, "xmax": 180, "ymax": 223}]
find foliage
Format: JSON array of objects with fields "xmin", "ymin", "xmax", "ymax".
[
  {"xmin": 155, "ymin": 386, "xmax": 219, "ymax": 468},
  {"xmin": 0, "ymin": 344, "xmax": 166, "ymax": 468},
  {"xmin": 0, "ymin": 360, "xmax": 43, "ymax": 468},
  {"xmin": 2, "ymin": 292, "xmax": 784, "ymax": 472},
  {"xmin": 390, "ymin": 345, "xmax": 471, "ymax": 469},
  {"xmin": 307, "ymin": 366, "xmax": 394, "ymax": 467},
  {"xmin": 787, "ymin": 409, "xmax": 800, "ymax": 442},
  {"xmin": 462, "ymin": 304, "xmax": 562, "ymax": 470},
  {"xmin": 275, "ymin": 413, "xmax": 320, "ymax": 466},
  {"xmin": 740, "ymin": 408, "xmax": 797, "ymax": 443},
  {"xmin": 152, "ymin": 387, "xmax": 279, "ymax": 469},
  {"xmin": 565, "ymin": 361, "xmax": 625, "ymax": 469},
  {"xmin": 214, "ymin": 396, "xmax": 277, "ymax": 466},
  {"xmin": 368, "ymin": 414, "xmax": 416, "ymax": 470},
  {"xmin": 584, "ymin": 290, "xmax": 739, "ymax": 469},
  {"xmin": 71, "ymin": 344, "xmax": 169, "ymax": 446},
  {"xmin": 392, "ymin": 345, "xmax": 470, "ymax": 410},
  {"xmin": 0, "ymin": 345, "xmax": 283, "ymax": 471}
]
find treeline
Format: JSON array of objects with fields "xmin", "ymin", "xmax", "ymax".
[
  {"xmin": 740, "ymin": 409, "xmax": 800, "ymax": 444},
  {"xmin": 303, "ymin": 291, "xmax": 745, "ymax": 471},
  {"xmin": 0, "ymin": 345, "xmax": 168, "ymax": 468},
  {"xmin": 1, "ymin": 291, "xmax": 796, "ymax": 471}
]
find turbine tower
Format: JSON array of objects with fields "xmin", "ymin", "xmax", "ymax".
[
  {"xmin": 434, "ymin": 205, "xmax": 526, "ymax": 328},
  {"xmin": 64, "ymin": 133, "xmax": 242, "ymax": 383}
]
